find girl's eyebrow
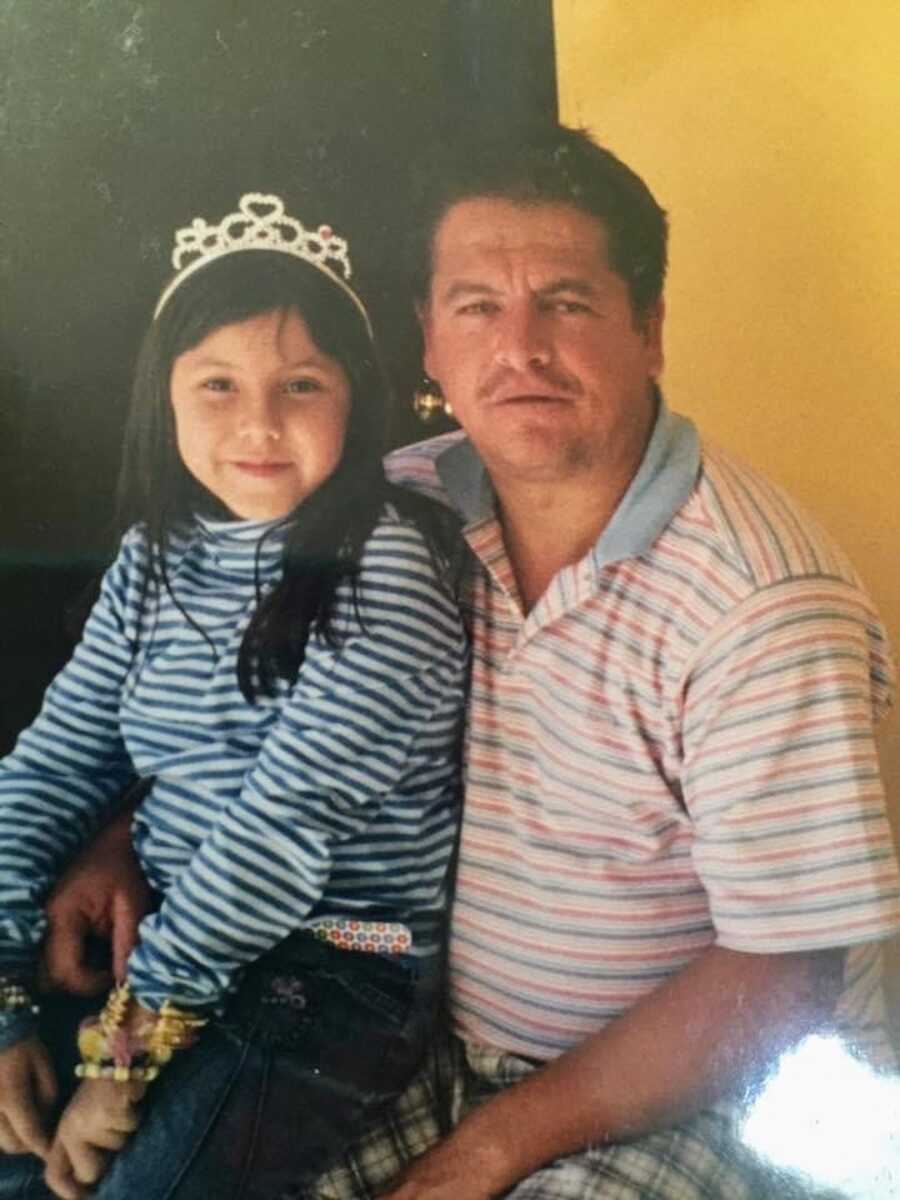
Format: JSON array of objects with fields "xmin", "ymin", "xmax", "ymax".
[
  {"xmin": 184, "ymin": 356, "xmax": 236, "ymax": 369},
  {"xmin": 184, "ymin": 355, "xmax": 326, "ymax": 370}
]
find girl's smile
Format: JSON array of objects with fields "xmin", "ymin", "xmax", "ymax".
[
  {"xmin": 169, "ymin": 307, "xmax": 351, "ymax": 521},
  {"xmin": 230, "ymin": 461, "xmax": 293, "ymax": 475}
]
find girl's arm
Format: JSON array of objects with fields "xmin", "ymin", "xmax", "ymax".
[
  {"xmin": 0, "ymin": 1037, "xmax": 57, "ymax": 1159},
  {"xmin": 0, "ymin": 532, "xmax": 145, "ymax": 1020},
  {"xmin": 125, "ymin": 516, "xmax": 468, "ymax": 1014}
]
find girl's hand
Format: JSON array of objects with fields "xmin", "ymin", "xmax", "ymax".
[
  {"xmin": 0, "ymin": 1036, "xmax": 58, "ymax": 1158},
  {"xmin": 44, "ymin": 1077, "xmax": 145, "ymax": 1200}
]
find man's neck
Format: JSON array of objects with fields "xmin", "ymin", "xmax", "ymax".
[{"xmin": 496, "ymin": 470, "xmax": 632, "ymax": 613}]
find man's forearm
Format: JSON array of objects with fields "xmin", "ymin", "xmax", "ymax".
[
  {"xmin": 86, "ymin": 800, "xmax": 139, "ymax": 856},
  {"xmin": 416, "ymin": 945, "xmax": 843, "ymax": 1197}
]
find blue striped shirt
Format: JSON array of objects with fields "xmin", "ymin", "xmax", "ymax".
[{"xmin": 0, "ymin": 509, "xmax": 467, "ymax": 1013}]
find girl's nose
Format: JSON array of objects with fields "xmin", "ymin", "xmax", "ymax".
[{"xmin": 238, "ymin": 398, "xmax": 282, "ymax": 443}]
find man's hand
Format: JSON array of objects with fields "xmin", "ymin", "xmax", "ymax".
[
  {"xmin": 42, "ymin": 805, "xmax": 152, "ymax": 995},
  {"xmin": 0, "ymin": 1037, "xmax": 58, "ymax": 1159},
  {"xmin": 378, "ymin": 1132, "xmax": 506, "ymax": 1200},
  {"xmin": 44, "ymin": 1077, "xmax": 145, "ymax": 1200}
]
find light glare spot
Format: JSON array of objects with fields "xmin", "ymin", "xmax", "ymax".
[{"xmin": 741, "ymin": 1034, "xmax": 900, "ymax": 1197}]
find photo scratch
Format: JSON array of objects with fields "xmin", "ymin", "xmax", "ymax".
[{"xmin": 116, "ymin": 5, "xmax": 144, "ymax": 56}]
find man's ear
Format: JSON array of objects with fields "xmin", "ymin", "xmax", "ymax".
[
  {"xmin": 416, "ymin": 298, "xmax": 436, "ymax": 380},
  {"xmin": 642, "ymin": 298, "xmax": 665, "ymax": 380}
]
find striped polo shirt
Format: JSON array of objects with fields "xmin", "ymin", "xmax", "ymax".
[
  {"xmin": 387, "ymin": 400, "xmax": 900, "ymax": 1064},
  {"xmin": 0, "ymin": 509, "xmax": 467, "ymax": 1013}
]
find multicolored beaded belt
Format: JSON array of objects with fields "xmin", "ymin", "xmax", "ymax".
[{"xmin": 307, "ymin": 918, "xmax": 412, "ymax": 956}]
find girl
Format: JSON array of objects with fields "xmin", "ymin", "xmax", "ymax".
[{"xmin": 0, "ymin": 194, "xmax": 467, "ymax": 1199}]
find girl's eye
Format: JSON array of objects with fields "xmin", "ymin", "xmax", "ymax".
[
  {"xmin": 201, "ymin": 377, "xmax": 233, "ymax": 393},
  {"xmin": 284, "ymin": 378, "xmax": 322, "ymax": 394}
]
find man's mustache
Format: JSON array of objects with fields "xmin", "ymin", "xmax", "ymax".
[{"xmin": 476, "ymin": 365, "xmax": 582, "ymax": 401}]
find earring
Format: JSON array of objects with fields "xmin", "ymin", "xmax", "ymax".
[{"xmin": 412, "ymin": 376, "xmax": 453, "ymax": 422}]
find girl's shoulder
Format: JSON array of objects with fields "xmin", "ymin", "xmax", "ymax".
[
  {"xmin": 117, "ymin": 520, "xmax": 197, "ymax": 568},
  {"xmin": 111, "ymin": 522, "xmax": 153, "ymax": 576},
  {"xmin": 97, "ymin": 523, "xmax": 202, "ymax": 616},
  {"xmin": 354, "ymin": 503, "xmax": 461, "ymax": 620},
  {"xmin": 359, "ymin": 504, "xmax": 436, "ymax": 568}
]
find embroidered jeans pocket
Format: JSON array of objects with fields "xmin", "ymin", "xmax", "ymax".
[{"xmin": 220, "ymin": 933, "xmax": 422, "ymax": 1096}]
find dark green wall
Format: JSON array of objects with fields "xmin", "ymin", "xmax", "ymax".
[{"xmin": 1, "ymin": 0, "xmax": 556, "ymax": 750}]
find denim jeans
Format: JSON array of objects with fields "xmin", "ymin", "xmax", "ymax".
[{"xmin": 0, "ymin": 933, "xmax": 434, "ymax": 1200}]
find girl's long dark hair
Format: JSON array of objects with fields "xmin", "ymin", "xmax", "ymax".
[{"xmin": 116, "ymin": 250, "xmax": 461, "ymax": 701}]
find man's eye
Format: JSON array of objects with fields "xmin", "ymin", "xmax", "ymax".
[
  {"xmin": 457, "ymin": 300, "xmax": 498, "ymax": 316},
  {"xmin": 551, "ymin": 300, "xmax": 591, "ymax": 314}
]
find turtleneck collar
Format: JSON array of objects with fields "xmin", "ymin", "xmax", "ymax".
[{"xmin": 191, "ymin": 513, "xmax": 288, "ymax": 576}]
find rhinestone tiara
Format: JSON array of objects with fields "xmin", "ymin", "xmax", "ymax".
[{"xmin": 153, "ymin": 192, "xmax": 372, "ymax": 334}]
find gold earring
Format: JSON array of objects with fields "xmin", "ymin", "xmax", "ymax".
[{"xmin": 412, "ymin": 377, "xmax": 453, "ymax": 422}]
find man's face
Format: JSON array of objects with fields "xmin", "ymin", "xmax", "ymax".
[{"xmin": 420, "ymin": 198, "xmax": 664, "ymax": 489}]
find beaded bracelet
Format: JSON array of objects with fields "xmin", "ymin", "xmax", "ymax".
[
  {"xmin": 76, "ymin": 982, "xmax": 207, "ymax": 1083},
  {"xmin": 0, "ymin": 978, "xmax": 39, "ymax": 1017}
]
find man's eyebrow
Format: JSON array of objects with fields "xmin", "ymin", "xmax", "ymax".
[
  {"xmin": 439, "ymin": 281, "xmax": 502, "ymax": 303},
  {"xmin": 438, "ymin": 277, "xmax": 605, "ymax": 303},
  {"xmin": 537, "ymin": 277, "xmax": 602, "ymax": 298}
]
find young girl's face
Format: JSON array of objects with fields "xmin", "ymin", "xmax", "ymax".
[{"xmin": 170, "ymin": 307, "xmax": 351, "ymax": 521}]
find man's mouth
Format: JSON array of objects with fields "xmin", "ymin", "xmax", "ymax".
[{"xmin": 492, "ymin": 393, "xmax": 570, "ymax": 406}]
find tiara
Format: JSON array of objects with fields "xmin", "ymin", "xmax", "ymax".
[{"xmin": 153, "ymin": 192, "xmax": 372, "ymax": 334}]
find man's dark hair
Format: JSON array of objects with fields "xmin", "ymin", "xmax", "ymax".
[{"xmin": 409, "ymin": 123, "xmax": 668, "ymax": 319}]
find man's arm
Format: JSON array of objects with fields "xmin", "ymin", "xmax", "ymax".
[
  {"xmin": 42, "ymin": 800, "xmax": 152, "ymax": 995},
  {"xmin": 382, "ymin": 943, "xmax": 843, "ymax": 1200}
]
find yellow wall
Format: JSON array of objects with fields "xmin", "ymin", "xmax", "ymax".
[{"xmin": 554, "ymin": 0, "xmax": 900, "ymax": 1004}]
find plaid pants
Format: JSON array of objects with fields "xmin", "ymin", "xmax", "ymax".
[{"xmin": 296, "ymin": 1035, "xmax": 839, "ymax": 1200}]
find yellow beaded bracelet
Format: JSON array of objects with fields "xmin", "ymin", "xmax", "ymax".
[
  {"xmin": 75, "ymin": 1061, "xmax": 161, "ymax": 1082},
  {"xmin": 76, "ymin": 982, "xmax": 207, "ymax": 1083}
]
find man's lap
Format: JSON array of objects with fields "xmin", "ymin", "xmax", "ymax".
[{"xmin": 302, "ymin": 1035, "xmax": 840, "ymax": 1200}]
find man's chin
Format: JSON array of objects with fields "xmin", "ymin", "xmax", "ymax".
[{"xmin": 482, "ymin": 439, "xmax": 589, "ymax": 487}]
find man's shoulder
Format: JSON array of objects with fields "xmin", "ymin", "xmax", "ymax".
[
  {"xmin": 687, "ymin": 441, "xmax": 862, "ymax": 591},
  {"xmin": 384, "ymin": 430, "xmax": 467, "ymax": 507}
]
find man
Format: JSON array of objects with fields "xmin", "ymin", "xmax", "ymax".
[{"xmin": 46, "ymin": 126, "xmax": 900, "ymax": 1198}]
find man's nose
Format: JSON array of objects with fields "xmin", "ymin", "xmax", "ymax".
[
  {"xmin": 493, "ymin": 306, "xmax": 552, "ymax": 371},
  {"xmin": 237, "ymin": 395, "xmax": 282, "ymax": 443}
]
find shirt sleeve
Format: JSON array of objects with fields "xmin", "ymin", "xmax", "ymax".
[
  {"xmin": 682, "ymin": 574, "xmax": 900, "ymax": 954},
  {"xmin": 0, "ymin": 531, "xmax": 145, "ymax": 972},
  {"xmin": 127, "ymin": 519, "xmax": 467, "ymax": 1011}
]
